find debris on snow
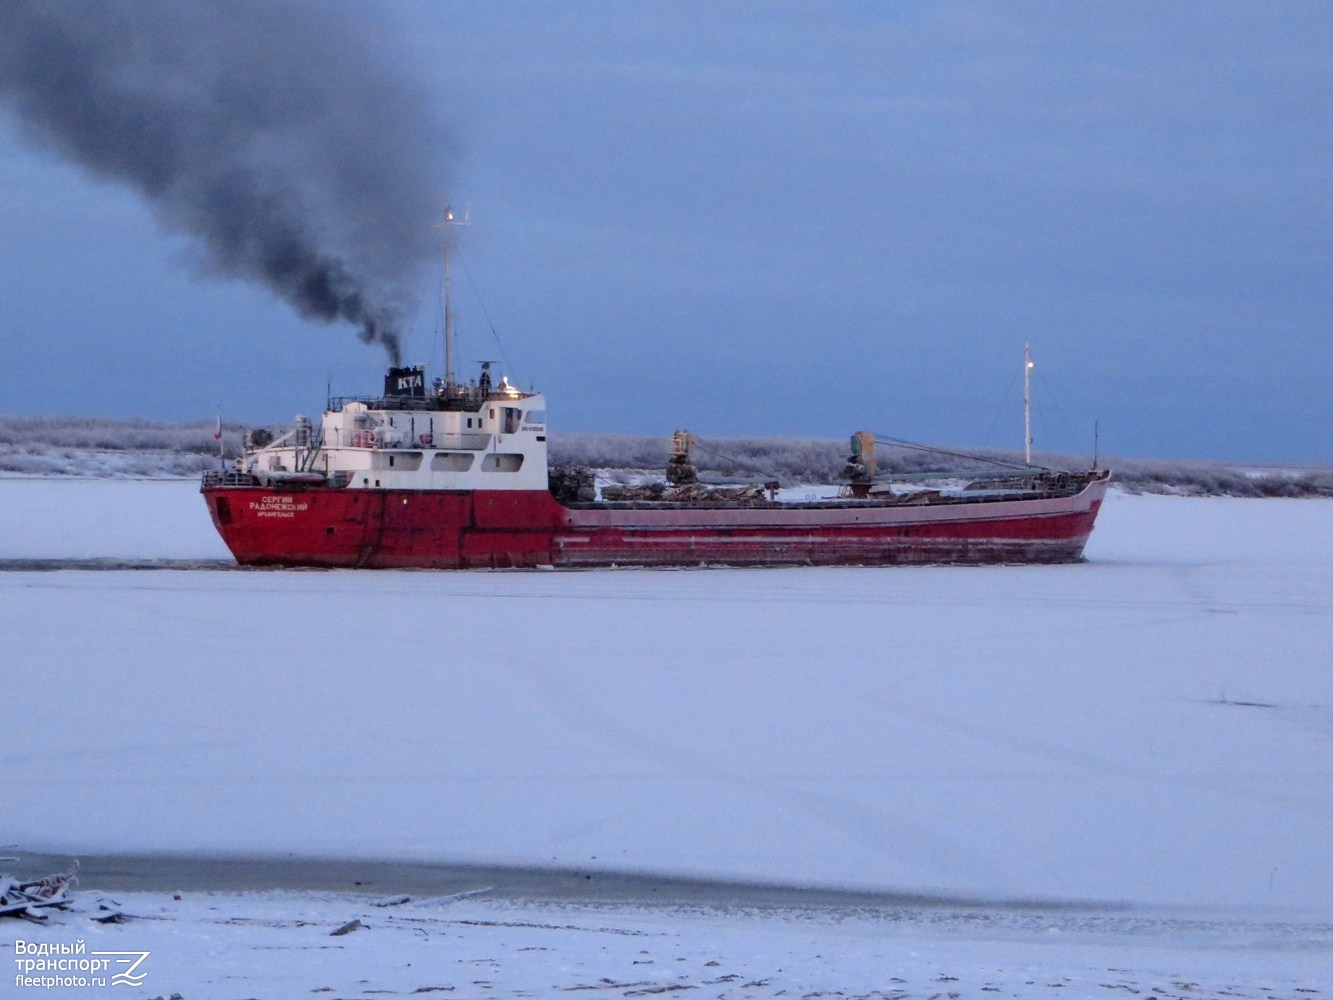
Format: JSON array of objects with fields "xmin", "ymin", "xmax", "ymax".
[
  {"xmin": 91, "ymin": 899, "xmax": 130, "ymax": 923},
  {"xmin": 0, "ymin": 860, "xmax": 78, "ymax": 921}
]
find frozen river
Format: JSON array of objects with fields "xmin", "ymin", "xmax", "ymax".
[{"xmin": 2, "ymin": 478, "xmax": 1331, "ymax": 997}]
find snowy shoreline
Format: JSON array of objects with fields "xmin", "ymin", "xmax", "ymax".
[{"xmin": 4, "ymin": 884, "xmax": 1330, "ymax": 999}]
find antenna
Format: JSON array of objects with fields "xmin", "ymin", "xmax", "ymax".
[{"xmin": 1023, "ymin": 343, "xmax": 1034, "ymax": 466}]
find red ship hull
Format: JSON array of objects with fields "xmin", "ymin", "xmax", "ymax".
[{"xmin": 202, "ymin": 475, "xmax": 1110, "ymax": 569}]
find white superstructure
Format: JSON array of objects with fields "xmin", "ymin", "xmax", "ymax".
[{"xmin": 239, "ymin": 366, "xmax": 550, "ymax": 492}]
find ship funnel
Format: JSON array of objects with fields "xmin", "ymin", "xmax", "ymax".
[{"xmin": 385, "ymin": 365, "xmax": 427, "ymax": 398}]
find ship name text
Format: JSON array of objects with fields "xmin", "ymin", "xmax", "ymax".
[{"xmin": 250, "ymin": 495, "xmax": 309, "ymax": 518}]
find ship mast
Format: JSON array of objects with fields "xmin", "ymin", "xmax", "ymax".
[
  {"xmin": 435, "ymin": 206, "xmax": 469, "ymax": 389},
  {"xmin": 1023, "ymin": 343, "xmax": 1034, "ymax": 466},
  {"xmin": 444, "ymin": 213, "xmax": 455, "ymax": 387}
]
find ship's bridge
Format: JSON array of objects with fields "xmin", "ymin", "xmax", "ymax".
[{"xmin": 238, "ymin": 364, "xmax": 549, "ymax": 492}]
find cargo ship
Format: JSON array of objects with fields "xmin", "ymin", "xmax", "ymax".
[
  {"xmin": 201, "ymin": 210, "xmax": 1108, "ymax": 568},
  {"xmin": 200, "ymin": 357, "xmax": 1110, "ymax": 569}
]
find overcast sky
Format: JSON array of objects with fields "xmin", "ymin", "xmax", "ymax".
[{"xmin": 1, "ymin": 1, "xmax": 1329, "ymax": 462}]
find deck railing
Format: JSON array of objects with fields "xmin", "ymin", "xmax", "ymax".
[{"xmin": 201, "ymin": 470, "xmax": 258, "ymax": 488}]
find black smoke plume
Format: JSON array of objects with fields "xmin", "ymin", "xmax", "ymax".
[{"xmin": 0, "ymin": 0, "xmax": 447, "ymax": 364}]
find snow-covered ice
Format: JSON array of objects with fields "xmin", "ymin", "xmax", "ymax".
[
  {"xmin": 0, "ymin": 478, "xmax": 231, "ymax": 561},
  {"xmin": 1, "ymin": 477, "xmax": 1330, "ymax": 995}
]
